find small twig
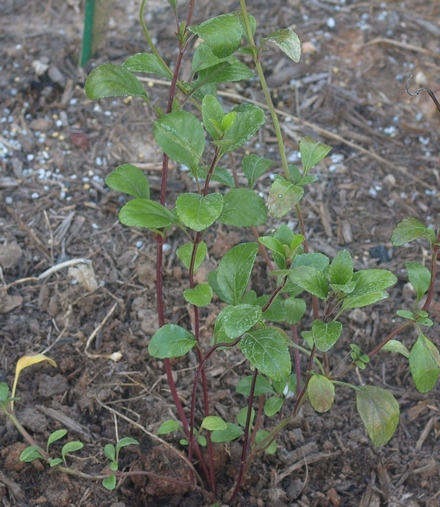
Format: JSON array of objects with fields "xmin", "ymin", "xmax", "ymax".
[
  {"xmin": 83, "ymin": 302, "xmax": 121, "ymax": 361},
  {"xmin": 406, "ymin": 74, "xmax": 440, "ymax": 115},
  {"xmin": 364, "ymin": 37, "xmax": 440, "ymax": 58}
]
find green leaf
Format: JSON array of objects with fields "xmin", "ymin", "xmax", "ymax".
[
  {"xmin": 264, "ymin": 396, "xmax": 283, "ymax": 417},
  {"xmin": 109, "ymin": 461, "xmax": 118, "ymax": 471},
  {"xmin": 183, "ymin": 283, "xmax": 213, "ymax": 307},
  {"xmin": 259, "ymin": 236, "xmax": 286, "ymax": 259},
  {"xmin": 288, "ymin": 266, "xmax": 329, "ymax": 300},
  {"xmin": 201, "ymin": 416, "xmax": 228, "ymax": 431},
  {"xmin": 218, "ymin": 188, "xmax": 267, "ymax": 227},
  {"xmin": 104, "ymin": 444, "xmax": 116, "ymax": 461},
  {"xmin": 233, "ymin": 11, "xmax": 257, "ymax": 42},
  {"xmin": 264, "ymin": 28, "xmax": 301, "ymax": 62},
  {"xmin": 85, "ymin": 63, "xmax": 148, "ymax": 100},
  {"xmin": 47, "ymin": 429, "xmax": 67, "ymax": 450},
  {"xmin": 119, "ymin": 199, "xmax": 177, "ymax": 229},
  {"xmin": 405, "ymin": 261, "xmax": 431, "ymax": 301},
  {"xmin": 105, "ymin": 164, "xmax": 150, "ymax": 199},
  {"xmin": 356, "ymin": 386, "xmax": 399, "ymax": 446},
  {"xmin": 216, "ymin": 243, "xmax": 258, "ymax": 305},
  {"xmin": 194, "ymin": 59, "xmax": 253, "ymax": 88},
  {"xmin": 176, "ymin": 193, "xmax": 223, "ymax": 231},
  {"xmin": 299, "ymin": 137, "xmax": 332, "ymax": 174},
  {"xmin": 308, "ymin": 374, "xmax": 335, "ymax": 412},
  {"xmin": 255, "ymin": 430, "xmax": 277, "ymax": 454},
  {"xmin": 50, "ymin": 458, "xmax": 63, "ymax": 467},
  {"xmin": 327, "ymin": 250, "xmax": 353, "ymax": 285},
  {"xmin": 341, "ymin": 269, "xmax": 397, "ymax": 310},
  {"xmin": 158, "ymin": 419, "xmax": 181, "ymax": 435},
  {"xmin": 211, "ymin": 423, "xmax": 244, "ymax": 443},
  {"xmin": 312, "ymin": 320, "xmax": 343, "ymax": 352},
  {"xmin": 236, "ymin": 375, "xmax": 274, "ymax": 396},
  {"xmin": 396, "ymin": 309, "xmax": 415, "ymax": 320},
  {"xmin": 241, "ymin": 327, "xmax": 292, "ymax": 381},
  {"xmin": 20, "ymin": 446, "xmax": 45, "ymax": 462},
  {"xmin": 198, "ymin": 435, "xmax": 207, "ymax": 447},
  {"xmin": 259, "ymin": 295, "xmax": 286, "ymax": 322},
  {"xmin": 409, "ymin": 334, "xmax": 440, "ymax": 393},
  {"xmin": 116, "ymin": 437, "xmax": 139, "ymax": 454},
  {"xmin": 237, "ymin": 407, "xmax": 255, "ymax": 427},
  {"xmin": 211, "ymin": 167, "xmax": 235, "ymax": 188},
  {"xmin": 242, "ymin": 154, "xmax": 273, "ymax": 189},
  {"xmin": 391, "ymin": 218, "xmax": 427, "ymax": 246},
  {"xmin": 61, "ymin": 441, "xmax": 84, "ymax": 461},
  {"xmin": 284, "ymin": 297, "xmax": 306, "ymax": 325},
  {"xmin": 153, "ymin": 110, "xmax": 205, "ymax": 173},
  {"xmin": 268, "ymin": 179, "xmax": 304, "ymax": 218},
  {"xmin": 176, "ymin": 241, "xmax": 207, "ymax": 271},
  {"xmin": 202, "ymin": 94, "xmax": 225, "ymax": 140},
  {"xmin": 292, "ymin": 253, "xmax": 330, "ymax": 271},
  {"xmin": 219, "ymin": 304, "xmax": 262, "ymax": 339},
  {"xmin": 148, "ymin": 324, "xmax": 197, "ymax": 358},
  {"xmin": 189, "ymin": 14, "xmax": 243, "ymax": 58},
  {"xmin": 0, "ymin": 382, "xmax": 9, "ymax": 403},
  {"xmin": 122, "ymin": 53, "xmax": 171, "ymax": 79},
  {"xmin": 218, "ymin": 103, "xmax": 266, "ymax": 155},
  {"xmin": 102, "ymin": 475, "xmax": 117, "ymax": 491},
  {"xmin": 382, "ymin": 340, "xmax": 410, "ymax": 358}
]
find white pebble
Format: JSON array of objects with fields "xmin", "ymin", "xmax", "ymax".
[{"xmin": 31, "ymin": 192, "xmax": 40, "ymax": 199}]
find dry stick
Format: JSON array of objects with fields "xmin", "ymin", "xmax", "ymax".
[
  {"xmin": 84, "ymin": 302, "xmax": 120, "ymax": 360},
  {"xmin": 364, "ymin": 37, "xmax": 440, "ymax": 59}
]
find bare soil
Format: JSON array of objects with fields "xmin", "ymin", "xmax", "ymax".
[{"xmin": 1, "ymin": 1, "xmax": 440, "ymax": 506}]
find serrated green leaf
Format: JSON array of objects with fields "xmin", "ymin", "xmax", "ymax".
[
  {"xmin": 119, "ymin": 199, "xmax": 177, "ymax": 229},
  {"xmin": 211, "ymin": 423, "xmax": 243, "ymax": 443},
  {"xmin": 158, "ymin": 419, "xmax": 180, "ymax": 435},
  {"xmin": 176, "ymin": 241, "xmax": 207, "ymax": 271},
  {"xmin": 216, "ymin": 243, "xmax": 258, "ymax": 305},
  {"xmin": 405, "ymin": 261, "xmax": 431, "ymax": 301},
  {"xmin": 328, "ymin": 250, "xmax": 353, "ymax": 285},
  {"xmin": 85, "ymin": 63, "xmax": 148, "ymax": 100},
  {"xmin": 268, "ymin": 179, "xmax": 304, "ymax": 218},
  {"xmin": 104, "ymin": 444, "xmax": 116, "ymax": 461},
  {"xmin": 148, "ymin": 324, "xmax": 197, "ymax": 358},
  {"xmin": 189, "ymin": 14, "xmax": 243, "ymax": 58},
  {"xmin": 218, "ymin": 103, "xmax": 265, "ymax": 155},
  {"xmin": 47, "ymin": 429, "xmax": 67, "ymax": 450},
  {"xmin": 102, "ymin": 475, "xmax": 117, "ymax": 491},
  {"xmin": 312, "ymin": 320, "xmax": 343, "ymax": 352},
  {"xmin": 201, "ymin": 416, "xmax": 228, "ymax": 431},
  {"xmin": 183, "ymin": 283, "xmax": 213, "ymax": 307},
  {"xmin": 284, "ymin": 297, "xmax": 306, "ymax": 325},
  {"xmin": 153, "ymin": 110, "xmax": 205, "ymax": 173},
  {"xmin": 391, "ymin": 218, "xmax": 427, "ymax": 246},
  {"xmin": 241, "ymin": 327, "xmax": 291, "ymax": 381},
  {"xmin": 61, "ymin": 441, "xmax": 84, "ymax": 461},
  {"xmin": 264, "ymin": 28, "xmax": 301, "ymax": 62},
  {"xmin": 218, "ymin": 304, "xmax": 262, "ymax": 339},
  {"xmin": 122, "ymin": 53, "xmax": 171, "ymax": 79},
  {"xmin": 105, "ymin": 164, "xmax": 150, "ymax": 199},
  {"xmin": 264, "ymin": 396, "xmax": 284, "ymax": 417},
  {"xmin": 289, "ymin": 265, "xmax": 329, "ymax": 300},
  {"xmin": 409, "ymin": 334, "xmax": 440, "ymax": 393},
  {"xmin": 20, "ymin": 446, "xmax": 45, "ymax": 462},
  {"xmin": 218, "ymin": 188, "xmax": 267, "ymax": 227},
  {"xmin": 236, "ymin": 375, "xmax": 274, "ymax": 396},
  {"xmin": 356, "ymin": 386, "xmax": 399, "ymax": 446},
  {"xmin": 308, "ymin": 374, "xmax": 335, "ymax": 412},
  {"xmin": 299, "ymin": 137, "xmax": 332, "ymax": 174},
  {"xmin": 382, "ymin": 340, "xmax": 410, "ymax": 358},
  {"xmin": 242, "ymin": 154, "xmax": 273, "ymax": 189},
  {"xmin": 176, "ymin": 193, "xmax": 223, "ymax": 232}
]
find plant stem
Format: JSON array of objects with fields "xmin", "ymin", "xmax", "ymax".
[{"xmin": 422, "ymin": 232, "xmax": 440, "ymax": 312}]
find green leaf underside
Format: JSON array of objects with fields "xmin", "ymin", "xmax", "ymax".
[
  {"xmin": 382, "ymin": 340, "xmax": 410, "ymax": 358},
  {"xmin": 122, "ymin": 53, "xmax": 171, "ymax": 79},
  {"xmin": 308, "ymin": 374, "xmax": 335, "ymax": 413},
  {"xmin": 119, "ymin": 199, "xmax": 177, "ymax": 229},
  {"xmin": 405, "ymin": 261, "xmax": 431, "ymax": 301},
  {"xmin": 242, "ymin": 154, "xmax": 273, "ymax": 189},
  {"xmin": 299, "ymin": 137, "xmax": 332, "ymax": 174},
  {"xmin": 148, "ymin": 324, "xmax": 197, "ymax": 358},
  {"xmin": 218, "ymin": 188, "xmax": 267, "ymax": 227},
  {"xmin": 409, "ymin": 334, "xmax": 440, "ymax": 393},
  {"xmin": 219, "ymin": 304, "xmax": 262, "ymax": 339},
  {"xmin": 176, "ymin": 241, "xmax": 207, "ymax": 271},
  {"xmin": 356, "ymin": 386, "xmax": 399, "ymax": 447},
  {"xmin": 289, "ymin": 265, "xmax": 329, "ymax": 300},
  {"xmin": 105, "ymin": 164, "xmax": 150, "ymax": 199},
  {"xmin": 241, "ymin": 327, "xmax": 291, "ymax": 381},
  {"xmin": 265, "ymin": 28, "xmax": 301, "ymax": 63},
  {"xmin": 176, "ymin": 193, "xmax": 223, "ymax": 231},
  {"xmin": 391, "ymin": 218, "xmax": 427, "ymax": 246},
  {"xmin": 216, "ymin": 243, "xmax": 258, "ymax": 305},
  {"xmin": 268, "ymin": 179, "xmax": 304, "ymax": 218},
  {"xmin": 211, "ymin": 423, "xmax": 243, "ymax": 443},
  {"xmin": 183, "ymin": 283, "xmax": 213, "ymax": 307},
  {"xmin": 189, "ymin": 14, "xmax": 243, "ymax": 58},
  {"xmin": 85, "ymin": 63, "xmax": 147, "ymax": 99},
  {"xmin": 236, "ymin": 375, "xmax": 274, "ymax": 396},
  {"xmin": 154, "ymin": 110, "xmax": 205, "ymax": 173},
  {"xmin": 312, "ymin": 320, "xmax": 343, "ymax": 352}
]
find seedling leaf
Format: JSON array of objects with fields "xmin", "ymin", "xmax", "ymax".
[
  {"xmin": 104, "ymin": 444, "xmax": 116, "ymax": 462},
  {"xmin": 211, "ymin": 423, "xmax": 244, "ymax": 443},
  {"xmin": 105, "ymin": 165, "xmax": 150, "ymax": 199},
  {"xmin": 382, "ymin": 340, "xmax": 410, "ymax": 358},
  {"xmin": 158, "ymin": 419, "xmax": 181, "ymax": 435},
  {"xmin": 47, "ymin": 429, "xmax": 68, "ymax": 450},
  {"xmin": 299, "ymin": 137, "xmax": 332, "ymax": 174},
  {"xmin": 176, "ymin": 193, "xmax": 223, "ymax": 231},
  {"xmin": 201, "ymin": 416, "xmax": 228, "ymax": 431},
  {"xmin": 268, "ymin": 179, "xmax": 304, "ymax": 218},
  {"xmin": 20, "ymin": 446, "xmax": 45, "ymax": 462},
  {"xmin": 119, "ymin": 199, "xmax": 177, "ymax": 229},
  {"xmin": 148, "ymin": 324, "xmax": 197, "ymax": 358},
  {"xmin": 312, "ymin": 320, "xmax": 343, "ymax": 352},
  {"xmin": 183, "ymin": 283, "xmax": 213, "ymax": 307},
  {"xmin": 176, "ymin": 241, "xmax": 207, "ymax": 271},
  {"xmin": 405, "ymin": 261, "xmax": 431, "ymax": 301},
  {"xmin": 264, "ymin": 28, "xmax": 301, "ymax": 62},
  {"xmin": 409, "ymin": 334, "xmax": 440, "ymax": 393},
  {"xmin": 218, "ymin": 188, "xmax": 267, "ymax": 227},
  {"xmin": 50, "ymin": 458, "xmax": 63, "ymax": 467},
  {"xmin": 242, "ymin": 154, "xmax": 273, "ymax": 189},
  {"xmin": 391, "ymin": 218, "xmax": 427, "ymax": 246},
  {"xmin": 85, "ymin": 63, "xmax": 148, "ymax": 100},
  {"xmin": 61, "ymin": 441, "xmax": 84, "ymax": 461},
  {"xmin": 264, "ymin": 396, "xmax": 284, "ymax": 417},
  {"xmin": 308, "ymin": 374, "xmax": 335, "ymax": 412},
  {"xmin": 116, "ymin": 437, "xmax": 139, "ymax": 454},
  {"xmin": 102, "ymin": 475, "xmax": 117, "ymax": 491}
]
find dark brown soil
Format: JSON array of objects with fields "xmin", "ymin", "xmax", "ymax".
[{"xmin": 1, "ymin": 1, "xmax": 440, "ymax": 506}]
